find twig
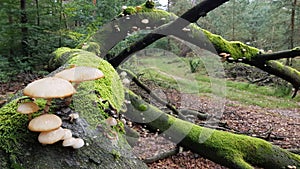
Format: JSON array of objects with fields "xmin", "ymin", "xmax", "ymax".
[{"xmin": 142, "ymin": 147, "xmax": 179, "ymax": 164}]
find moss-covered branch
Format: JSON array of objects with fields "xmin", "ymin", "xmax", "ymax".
[
  {"xmin": 106, "ymin": 0, "xmax": 229, "ymax": 67},
  {"xmin": 103, "ymin": 0, "xmax": 300, "ymax": 97},
  {"xmin": 125, "ymin": 91, "xmax": 300, "ymax": 169}
]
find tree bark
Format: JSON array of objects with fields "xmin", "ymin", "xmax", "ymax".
[
  {"xmin": 0, "ymin": 49, "xmax": 147, "ymax": 169},
  {"xmin": 124, "ymin": 91, "xmax": 300, "ymax": 169}
]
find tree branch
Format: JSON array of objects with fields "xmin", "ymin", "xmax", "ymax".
[
  {"xmin": 254, "ymin": 48, "xmax": 300, "ymax": 61},
  {"xmin": 108, "ymin": 0, "xmax": 229, "ymax": 67}
]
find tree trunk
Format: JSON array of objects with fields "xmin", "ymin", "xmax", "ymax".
[
  {"xmin": 0, "ymin": 49, "xmax": 148, "ymax": 169},
  {"xmin": 124, "ymin": 91, "xmax": 300, "ymax": 169},
  {"xmin": 20, "ymin": 0, "xmax": 29, "ymax": 58}
]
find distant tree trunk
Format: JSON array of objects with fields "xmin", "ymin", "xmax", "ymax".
[
  {"xmin": 286, "ymin": 0, "xmax": 297, "ymax": 66},
  {"xmin": 231, "ymin": 0, "xmax": 236, "ymax": 40},
  {"xmin": 35, "ymin": 0, "xmax": 40, "ymax": 26},
  {"xmin": 34, "ymin": 0, "xmax": 40, "ymax": 49},
  {"xmin": 8, "ymin": 11, "xmax": 14, "ymax": 57},
  {"xmin": 59, "ymin": 0, "xmax": 63, "ymax": 46},
  {"xmin": 20, "ymin": 0, "xmax": 29, "ymax": 58}
]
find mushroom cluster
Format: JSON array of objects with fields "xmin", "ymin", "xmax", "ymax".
[
  {"xmin": 18, "ymin": 65, "xmax": 105, "ymax": 149},
  {"xmin": 23, "ymin": 77, "xmax": 76, "ymax": 113},
  {"xmin": 28, "ymin": 114, "xmax": 85, "ymax": 149}
]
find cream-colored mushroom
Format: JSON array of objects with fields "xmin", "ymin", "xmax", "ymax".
[
  {"xmin": 28, "ymin": 114, "xmax": 62, "ymax": 132},
  {"xmin": 62, "ymin": 137, "xmax": 76, "ymax": 147},
  {"xmin": 17, "ymin": 102, "xmax": 39, "ymax": 120},
  {"xmin": 106, "ymin": 117, "xmax": 118, "ymax": 127},
  {"xmin": 72, "ymin": 138, "xmax": 85, "ymax": 149},
  {"xmin": 69, "ymin": 113, "xmax": 79, "ymax": 123},
  {"xmin": 38, "ymin": 127, "xmax": 65, "ymax": 144},
  {"xmin": 62, "ymin": 129, "xmax": 72, "ymax": 140},
  {"xmin": 38, "ymin": 127, "xmax": 73, "ymax": 145},
  {"xmin": 54, "ymin": 66, "xmax": 104, "ymax": 89},
  {"xmin": 23, "ymin": 77, "xmax": 76, "ymax": 113}
]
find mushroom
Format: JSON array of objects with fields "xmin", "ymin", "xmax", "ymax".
[
  {"xmin": 23, "ymin": 77, "xmax": 76, "ymax": 113},
  {"xmin": 69, "ymin": 113, "xmax": 79, "ymax": 123},
  {"xmin": 135, "ymin": 6, "xmax": 142, "ymax": 11},
  {"xmin": 120, "ymin": 71, "xmax": 127, "ymax": 78},
  {"xmin": 17, "ymin": 102, "xmax": 39, "ymax": 120},
  {"xmin": 62, "ymin": 137, "xmax": 76, "ymax": 147},
  {"xmin": 54, "ymin": 66, "xmax": 104, "ymax": 89},
  {"xmin": 54, "ymin": 66, "xmax": 104, "ymax": 106},
  {"xmin": 62, "ymin": 128, "xmax": 73, "ymax": 140},
  {"xmin": 106, "ymin": 117, "xmax": 118, "ymax": 127},
  {"xmin": 62, "ymin": 137, "xmax": 85, "ymax": 149},
  {"xmin": 28, "ymin": 114, "xmax": 62, "ymax": 132},
  {"xmin": 38, "ymin": 127, "xmax": 70, "ymax": 144},
  {"xmin": 71, "ymin": 138, "xmax": 85, "ymax": 149},
  {"xmin": 141, "ymin": 19, "xmax": 149, "ymax": 24}
]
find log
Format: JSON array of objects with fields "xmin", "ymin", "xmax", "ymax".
[
  {"xmin": 0, "ymin": 49, "xmax": 148, "ymax": 169},
  {"xmin": 124, "ymin": 91, "xmax": 300, "ymax": 169}
]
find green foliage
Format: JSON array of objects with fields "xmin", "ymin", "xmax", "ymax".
[
  {"xmin": 0, "ymin": 0, "xmax": 148, "ymax": 82},
  {"xmin": 189, "ymin": 58, "xmax": 201, "ymax": 73},
  {"xmin": 197, "ymin": 0, "xmax": 300, "ymax": 51}
]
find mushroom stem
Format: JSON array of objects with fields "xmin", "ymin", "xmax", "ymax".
[
  {"xmin": 65, "ymin": 96, "xmax": 72, "ymax": 106},
  {"xmin": 73, "ymin": 82, "xmax": 80, "ymax": 89},
  {"xmin": 65, "ymin": 82, "xmax": 79, "ymax": 106},
  {"xmin": 43, "ymin": 99, "xmax": 52, "ymax": 114},
  {"xmin": 28, "ymin": 114, "xmax": 33, "ymax": 120}
]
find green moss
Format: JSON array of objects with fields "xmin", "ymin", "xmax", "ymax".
[
  {"xmin": 138, "ymin": 104, "xmax": 148, "ymax": 111},
  {"xmin": 0, "ymin": 49, "xmax": 124, "ymax": 157},
  {"xmin": 82, "ymin": 42, "xmax": 101, "ymax": 56},
  {"xmin": 0, "ymin": 100, "xmax": 30, "ymax": 154},
  {"xmin": 53, "ymin": 49, "xmax": 125, "ymax": 128},
  {"xmin": 128, "ymin": 91, "xmax": 300, "ymax": 168},
  {"xmin": 200, "ymin": 29, "xmax": 260, "ymax": 60},
  {"xmin": 292, "ymin": 46, "xmax": 300, "ymax": 51},
  {"xmin": 111, "ymin": 149, "xmax": 121, "ymax": 160},
  {"xmin": 123, "ymin": 7, "xmax": 137, "ymax": 15}
]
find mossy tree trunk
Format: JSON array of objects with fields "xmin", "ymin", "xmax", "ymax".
[
  {"xmin": 0, "ymin": 49, "xmax": 148, "ymax": 169},
  {"xmin": 124, "ymin": 91, "xmax": 300, "ymax": 169}
]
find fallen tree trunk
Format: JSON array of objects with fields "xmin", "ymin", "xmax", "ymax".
[
  {"xmin": 0, "ymin": 49, "xmax": 148, "ymax": 169},
  {"xmin": 124, "ymin": 91, "xmax": 300, "ymax": 169},
  {"xmin": 101, "ymin": 1, "xmax": 300, "ymax": 97}
]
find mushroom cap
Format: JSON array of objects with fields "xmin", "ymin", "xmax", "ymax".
[
  {"xmin": 72, "ymin": 138, "xmax": 85, "ymax": 149},
  {"xmin": 62, "ymin": 137, "xmax": 76, "ymax": 147},
  {"xmin": 28, "ymin": 114, "xmax": 62, "ymax": 132},
  {"xmin": 23, "ymin": 77, "xmax": 76, "ymax": 99},
  {"xmin": 38, "ymin": 127, "xmax": 65, "ymax": 144},
  {"xmin": 62, "ymin": 129, "xmax": 72, "ymax": 140},
  {"xmin": 54, "ymin": 66, "xmax": 104, "ymax": 83},
  {"xmin": 106, "ymin": 117, "xmax": 118, "ymax": 126},
  {"xmin": 17, "ymin": 102, "xmax": 39, "ymax": 114}
]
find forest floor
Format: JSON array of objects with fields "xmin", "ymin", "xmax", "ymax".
[
  {"xmin": 129, "ymin": 78, "xmax": 300, "ymax": 169},
  {"xmin": 0, "ymin": 73, "xmax": 299, "ymax": 169}
]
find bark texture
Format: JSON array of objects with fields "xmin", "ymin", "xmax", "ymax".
[
  {"xmin": 0, "ymin": 49, "xmax": 147, "ymax": 169},
  {"xmin": 124, "ymin": 91, "xmax": 300, "ymax": 169}
]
